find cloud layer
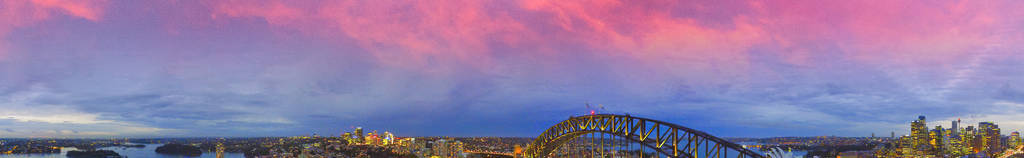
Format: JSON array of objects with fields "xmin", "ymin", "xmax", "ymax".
[{"xmin": 0, "ymin": 0, "xmax": 1023, "ymax": 137}]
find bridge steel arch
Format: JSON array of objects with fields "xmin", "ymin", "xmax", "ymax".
[{"xmin": 523, "ymin": 114, "xmax": 766, "ymax": 158}]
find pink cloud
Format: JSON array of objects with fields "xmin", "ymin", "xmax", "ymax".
[
  {"xmin": 207, "ymin": 0, "xmax": 770, "ymax": 78},
  {"xmin": 7, "ymin": 0, "xmax": 1021, "ymax": 74},
  {"xmin": 0, "ymin": 0, "xmax": 107, "ymax": 60},
  {"xmin": 210, "ymin": 0, "xmax": 534, "ymax": 72},
  {"xmin": 196, "ymin": 0, "xmax": 1024, "ymax": 86},
  {"xmin": 749, "ymin": 1, "xmax": 1024, "ymax": 65},
  {"xmin": 28, "ymin": 0, "xmax": 106, "ymax": 21}
]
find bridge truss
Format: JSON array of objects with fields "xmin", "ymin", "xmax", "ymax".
[{"xmin": 523, "ymin": 114, "xmax": 766, "ymax": 158}]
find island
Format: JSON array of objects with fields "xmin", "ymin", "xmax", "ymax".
[
  {"xmin": 155, "ymin": 143, "xmax": 202, "ymax": 156},
  {"xmin": 66, "ymin": 150, "xmax": 121, "ymax": 158}
]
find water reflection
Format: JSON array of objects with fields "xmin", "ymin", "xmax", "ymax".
[{"xmin": 0, "ymin": 144, "xmax": 244, "ymax": 158}]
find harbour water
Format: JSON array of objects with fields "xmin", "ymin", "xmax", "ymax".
[{"xmin": 0, "ymin": 144, "xmax": 244, "ymax": 158}]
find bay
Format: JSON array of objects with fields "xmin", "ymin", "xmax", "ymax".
[{"xmin": 0, "ymin": 144, "xmax": 245, "ymax": 158}]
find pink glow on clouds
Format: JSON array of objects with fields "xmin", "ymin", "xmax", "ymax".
[
  {"xmin": 202, "ymin": 0, "xmax": 1021, "ymax": 70},
  {"xmin": 0, "ymin": 0, "xmax": 106, "ymax": 60},
  {"xmin": 1, "ymin": 0, "xmax": 1023, "ymax": 137},
  {"xmin": 4, "ymin": 0, "xmax": 1022, "ymax": 70},
  {"xmin": 748, "ymin": 1, "xmax": 1023, "ymax": 65},
  {"xmin": 27, "ymin": 0, "xmax": 105, "ymax": 21},
  {"xmin": 210, "ymin": 0, "xmax": 534, "ymax": 71},
  {"xmin": 519, "ymin": 0, "xmax": 767, "ymax": 59},
  {"xmin": 205, "ymin": 0, "xmax": 773, "ymax": 77}
]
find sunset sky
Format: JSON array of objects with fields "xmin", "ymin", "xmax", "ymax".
[{"xmin": 2, "ymin": 0, "xmax": 1024, "ymax": 138}]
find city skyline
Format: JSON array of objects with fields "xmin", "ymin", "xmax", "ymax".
[
  {"xmin": 2, "ymin": 0, "xmax": 1024, "ymax": 138},
  {"xmin": 875, "ymin": 115, "xmax": 1019, "ymax": 157}
]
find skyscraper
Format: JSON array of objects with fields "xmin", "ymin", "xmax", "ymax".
[
  {"xmin": 978, "ymin": 122, "xmax": 1001, "ymax": 156},
  {"xmin": 911, "ymin": 115, "xmax": 930, "ymax": 151},
  {"xmin": 900, "ymin": 136, "xmax": 914, "ymax": 157},
  {"xmin": 930, "ymin": 126, "xmax": 944, "ymax": 154},
  {"xmin": 355, "ymin": 127, "xmax": 365, "ymax": 144},
  {"xmin": 951, "ymin": 119, "xmax": 960, "ymax": 137},
  {"xmin": 1010, "ymin": 131, "xmax": 1021, "ymax": 148},
  {"xmin": 965, "ymin": 126, "xmax": 979, "ymax": 153},
  {"xmin": 941, "ymin": 127, "xmax": 955, "ymax": 156}
]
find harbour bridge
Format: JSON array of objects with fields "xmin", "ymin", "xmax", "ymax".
[{"xmin": 522, "ymin": 114, "xmax": 767, "ymax": 158}]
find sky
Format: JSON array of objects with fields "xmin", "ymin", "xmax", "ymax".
[{"xmin": 1, "ymin": 0, "xmax": 1024, "ymax": 138}]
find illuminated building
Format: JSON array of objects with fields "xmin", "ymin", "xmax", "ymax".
[
  {"xmin": 910, "ymin": 115, "xmax": 931, "ymax": 153},
  {"xmin": 383, "ymin": 131, "xmax": 395, "ymax": 145},
  {"xmin": 215, "ymin": 143, "xmax": 225, "ymax": 158},
  {"xmin": 947, "ymin": 129, "xmax": 967, "ymax": 156},
  {"xmin": 432, "ymin": 139, "xmax": 465, "ymax": 158},
  {"xmin": 1010, "ymin": 131, "xmax": 1021, "ymax": 148},
  {"xmin": 900, "ymin": 136, "xmax": 913, "ymax": 157},
  {"xmin": 930, "ymin": 126, "xmax": 943, "ymax": 154},
  {"xmin": 366, "ymin": 131, "xmax": 380, "ymax": 145},
  {"xmin": 354, "ymin": 127, "xmax": 365, "ymax": 144},
  {"xmin": 978, "ymin": 122, "xmax": 1001, "ymax": 156},
  {"xmin": 342, "ymin": 132, "xmax": 354, "ymax": 144},
  {"xmin": 941, "ymin": 127, "xmax": 955, "ymax": 156},
  {"xmin": 373, "ymin": 130, "xmax": 382, "ymax": 145},
  {"xmin": 963, "ymin": 126, "xmax": 979, "ymax": 153},
  {"xmin": 877, "ymin": 116, "xmax": 1012, "ymax": 157},
  {"xmin": 393, "ymin": 137, "xmax": 416, "ymax": 154}
]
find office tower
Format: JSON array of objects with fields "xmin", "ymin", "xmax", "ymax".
[
  {"xmin": 1010, "ymin": 131, "xmax": 1021, "ymax": 148},
  {"xmin": 355, "ymin": 127, "xmax": 365, "ymax": 144},
  {"xmin": 944, "ymin": 128, "xmax": 962, "ymax": 156},
  {"xmin": 964, "ymin": 126, "xmax": 979, "ymax": 153},
  {"xmin": 942, "ymin": 128, "xmax": 953, "ymax": 153},
  {"xmin": 978, "ymin": 122, "xmax": 1001, "ymax": 156},
  {"xmin": 952, "ymin": 119, "xmax": 960, "ymax": 137},
  {"xmin": 911, "ymin": 116, "xmax": 930, "ymax": 150},
  {"xmin": 900, "ymin": 136, "xmax": 914, "ymax": 157},
  {"xmin": 931, "ymin": 126, "xmax": 944, "ymax": 154}
]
